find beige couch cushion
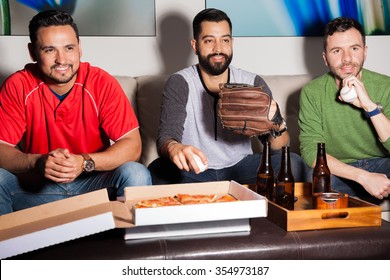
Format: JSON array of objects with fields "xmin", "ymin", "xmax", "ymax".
[
  {"xmin": 114, "ymin": 75, "xmax": 138, "ymax": 114},
  {"xmin": 262, "ymin": 74, "xmax": 314, "ymax": 154},
  {"xmin": 135, "ymin": 75, "xmax": 169, "ymax": 166}
]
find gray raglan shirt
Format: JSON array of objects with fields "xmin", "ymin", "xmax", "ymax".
[{"xmin": 157, "ymin": 65, "xmax": 272, "ymax": 169}]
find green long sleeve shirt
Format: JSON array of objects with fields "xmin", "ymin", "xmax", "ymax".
[{"xmin": 299, "ymin": 69, "xmax": 390, "ymax": 167}]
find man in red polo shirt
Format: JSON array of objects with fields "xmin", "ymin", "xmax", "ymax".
[{"xmin": 0, "ymin": 10, "xmax": 151, "ymax": 215}]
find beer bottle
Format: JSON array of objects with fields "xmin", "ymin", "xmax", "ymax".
[
  {"xmin": 256, "ymin": 139, "xmax": 274, "ymax": 200},
  {"xmin": 275, "ymin": 146, "xmax": 295, "ymax": 210},
  {"xmin": 312, "ymin": 142, "xmax": 331, "ymax": 195}
]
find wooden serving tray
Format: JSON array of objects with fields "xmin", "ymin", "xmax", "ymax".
[{"xmin": 266, "ymin": 182, "xmax": 382, "ymax": 231}]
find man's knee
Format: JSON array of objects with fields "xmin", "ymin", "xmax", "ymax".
[
  {"xmin": 117, "ymin": 162, "xmax": 152, "ymax": 186},
  {"xmin": 0, "ymin": 168, "xmax": 17, "ymax": 215},
  {"xmin": 0, "ymin": 168, "xmax": 17, "ymax": 193}
]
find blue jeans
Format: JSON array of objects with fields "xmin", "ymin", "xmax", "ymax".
[
  {"xmin": 0, "ymin": 162, "xmax": 152, "ymax": 215},
  {"xmin": 329, "ymin": 157, "xmax": 390, "ymax": 204},
  {"xmin": 149, "ymin": 151, "xmax": 310, "ymax": 185}
]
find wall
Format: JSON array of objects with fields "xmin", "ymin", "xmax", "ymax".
[{"xmin": 1, "ymin": 0, "xmax": 390, "ymax": 85}]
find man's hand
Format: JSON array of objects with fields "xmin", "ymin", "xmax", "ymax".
[
  {"xmin": 342, "ymin": 76, "xmax": 390, "ymax": 142},
  {"xmin": 357, "ymin": 171, "xmax": 390, "ymax": 200},
  {"xmin": 342, "ymin": 76, "xmax": 376, "ymax": 111},
  {"xmin": 268, "ymin": 100, "xmax": 278, "ymax": 119},
  {"xmin": 38, "ymin": 148, "xmax": 83, "ymax": 183},
  {"xmin": 166, "ymin": 141, "xmax": 208, "ymax": 174}
]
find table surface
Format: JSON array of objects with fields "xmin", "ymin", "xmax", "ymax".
[{"xmin": 10, "ymin": 217, "xmax": 390, "ymax": 260}]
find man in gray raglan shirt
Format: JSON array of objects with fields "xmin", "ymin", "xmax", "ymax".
[{"xmin": 149, "ymin": 8, "xmax": 309, "ymax": 184}]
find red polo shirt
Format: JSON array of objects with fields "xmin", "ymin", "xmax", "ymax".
[{"xmin": 0, "ymin": 62, "xmax": 138, "ymax": 154}]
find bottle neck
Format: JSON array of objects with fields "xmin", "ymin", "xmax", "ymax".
[
  {"xmin": 316, "ymin": 143, "xmax": 328, "ymax": 166},
  {"xmin": 261, "ymin": 141, "xmax": 272, "ymax": 167},
  {"xmin": 262, "ymin": 142, "xmax": 271, "ymax": 165},
  {"xmin": 278, "ymin": 146, "xmax": 293, "ymax": 178}
]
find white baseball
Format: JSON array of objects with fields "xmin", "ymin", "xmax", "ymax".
[
  {"xmin": 340, "ymin": 86, "xmax": 357, "ymax": 103},
  {"xmin": 193, "ymin": 154, "xmax": 208, "ymax": 172}
]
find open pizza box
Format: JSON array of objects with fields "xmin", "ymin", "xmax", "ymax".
[
  {"xmin": 123, "ymin": 180, "xmax": 267, "ymax": 239},
  {"xmin": 0, "ymin": 180, "xmax": 267, "ymax": 259}
]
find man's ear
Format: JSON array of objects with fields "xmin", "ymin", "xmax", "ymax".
[
  {"xmin": 322, "ymin": 52, "xmax": 328, "ymax": 67},
  {"xmin": 191, "ymin": 39, "xmax": 198, "ymax": 55},
  {"xmin": 28, "ymin": 43, "xmax": 37, "ymax": 62},
  {"xmin": 79, "ymin": 41, "xmax": 82, "ymax": 58},
  {"xmin": 363, "ymin": 45, "xmax": 367, "ymax": 62}
]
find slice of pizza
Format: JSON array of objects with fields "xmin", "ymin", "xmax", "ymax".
[
  {"xmin": 214, "ymin": 194, "xmax": 238, "ymax": 203},
  {"xmin": 176, "ymin": 193, "xmax": 218, "ymax": 205},
  {"xmin": 134, "ymin": 196, "xmax": 182, "ymax": 208}
]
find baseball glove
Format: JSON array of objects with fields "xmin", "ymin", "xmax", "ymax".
[{"xmin": 218, "ymin": 83, "xmax": 285, "ymax": 137}]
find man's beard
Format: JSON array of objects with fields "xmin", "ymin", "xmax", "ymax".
[{"xmin": 198, "ymin": 52, "xmax": 232, "ymax": 76}]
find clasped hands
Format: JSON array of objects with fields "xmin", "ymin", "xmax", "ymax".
[{"xmin": 37, "ymin": 148, "xmax": 83, "ymax": 183}]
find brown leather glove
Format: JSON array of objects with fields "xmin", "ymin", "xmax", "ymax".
[{"xmin": 218, "ymin": 83, "xmax": 285, "ymax": 137}]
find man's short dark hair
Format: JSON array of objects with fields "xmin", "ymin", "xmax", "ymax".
[
  {"xmin": 192, "ymin": 8, "xmax": 232, "ymax": 40},
  {"xmin": 29, "ymin": 10, "xmax": 79, "ymax": 44},
  {"xmin": 323, "ymin": 17, "xmax": 366, "ymax": 50}
]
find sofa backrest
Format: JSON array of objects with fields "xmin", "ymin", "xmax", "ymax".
[
  {"xmin": 135, "ymin": 75, "xmax": 169, "ymax": 166},
  {"xmin": 261, "ymin": 75, "xmax": 314, "ymax": 154},
  {"xmin": 114, "ymin": 75, "xmax": 138, "ymax": 113},
  {"xmin": 115, "ymin": 74, "xmax": 314, "ymax": 167}
]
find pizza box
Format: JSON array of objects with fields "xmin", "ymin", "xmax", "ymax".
[
  {"xmin": 123, "ymin": 180, "xmax": 267, "ymax": 239},
  {"xmin": 124, "ymin": 180, "xmax": 267, "ymax": 226},
  {"xmin": 0, "ymin": 189, "xmax": 117, "ymax": 259},
  {"xmin": 124, "ymin": 219, "xmax": 251, "ymax": 240},
  {"xmin": 0, "ymin": 180, "xmax": 265, "ymax": 259},
  {"xmin": 266, "ymin": 182, "xmax": 382, "ymax": 231}
]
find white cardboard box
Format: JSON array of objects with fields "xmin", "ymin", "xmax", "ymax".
[
  {"xmin": 125, "ymin": 180, "xmax": 267, "ymax": 226},
  {"xmin": 124, "ymin": 181, "xmax": 267, "ymax": 239},
  {"xmin": 0, "ymin": 181, "xmax": 267, "ymax": 259},
  {"xmin": 0, "ymin": 189, "xmax": 116, "ymax": 259},
  {"xmin": 124, "ymin": 219, "xmax": 251, "ymax": 240}
]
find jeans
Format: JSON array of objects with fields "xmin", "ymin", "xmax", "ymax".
[
  {"xmin": 0, "ymin": 162, "xmax": 152, "ymax": 215},
  {"xmin": 329, "ymin": 157, "xmax": 390, "ymax": 204},
  {"xmin": 149, "ymin": 151, "xmax": 310, "ymax": 185}
]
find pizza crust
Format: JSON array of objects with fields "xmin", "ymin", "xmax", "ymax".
[
  {"xmin": 134, "ymin": 194, "xmax": 238, "ymax": 208},
  {"xmin": 134, "ymin": 196, "xmax": 181, "ymax": 208}
]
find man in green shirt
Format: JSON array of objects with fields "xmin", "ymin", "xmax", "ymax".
[{"xmin": 299, "ymin": 17, "xmax": 390, "ymax": 202}]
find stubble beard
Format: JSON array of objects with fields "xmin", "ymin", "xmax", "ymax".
[
  {"xmin": 47, "ymin": 64, "xmax": 78, "ymax": 84},
  {"xmin": 331, "ymin": 61, "xmax": 364, "ymax": 81}
]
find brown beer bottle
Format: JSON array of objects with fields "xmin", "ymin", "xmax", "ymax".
[
  {"xmin": 312, "ymin": 142, "xmax": 331, "ymax": 195},
  {"xmin": 275, "ymin": 146, "xmax": 295, "ymax": 210},
  {"xmin": 256, "ymin": 139, "xmax": 274, "ymax": 200}
]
